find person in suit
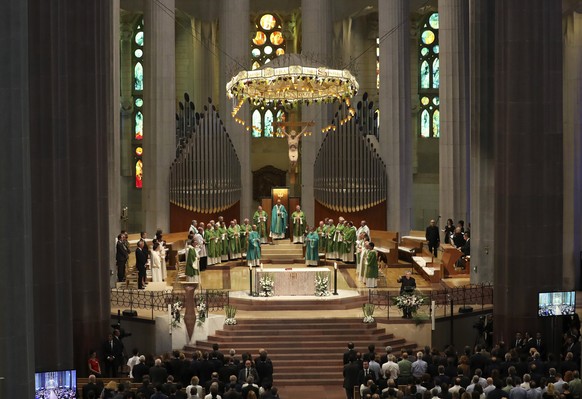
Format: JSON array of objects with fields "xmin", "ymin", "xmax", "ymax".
[
  {"xmin": 115, "ymin": 233, "xmax": 130, "ymax": 282},
  {"xmin": 82, "ymin": 375, "xmax": 102, "ymax": 399},
  {"xmin": 425, "ymin": 219, "xmax": 440, "ymax": 257},
  {"xmin": 132, "ymin": 355, "xmax": 148, "ymax": 383},
  {"xmin": 102, "ymin": 333, "xmax": 118, "ymax": 378},
  {"xmin": 240, "ymin": 376, "xmax": 260, "ymax": 399},
  {"xmin": 358, "ymin": 361, "xmax": 377, "ymax": 387},
  {"xmin": 397, "ymin": 271, "xmax": 417, "ymax": 318},
  {"xmin": 149, "ymin": 358, "xmax": 169, "ymax": 386},
  {"xmin": 238, "ymin": 359, "xmax": 259, "ymax": 384},
  {"xmin": 344, "ymin": 342, "xmax": 357, "ymax": 365},
  {"xmin": 135, "ymin": 239, "xmax": 147, "ymax": 289},
  {"xmin": 254, "ymin": 349, "xmax": 273, "ymax": 387}
]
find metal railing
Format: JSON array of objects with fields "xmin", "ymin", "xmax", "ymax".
[
  {"xmin": 110, "ymin": 288, "xmax": 230, "ymax": 320},
  {"xmin": 368, "ymin": 283, "xmax": 493, "ymax": 320}
]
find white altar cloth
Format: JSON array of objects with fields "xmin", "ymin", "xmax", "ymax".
[{"xmin": 257, "ymin": 267, "xmax": 330, "ymax": 296}]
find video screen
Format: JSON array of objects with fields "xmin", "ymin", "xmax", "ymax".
[
  {"xmin": 538, "ymin": 291, "xmax": 576, "ymax": 317},
  {"xmin": 35, "ymin": 369, "xmax": 77, "ymax": 399}
]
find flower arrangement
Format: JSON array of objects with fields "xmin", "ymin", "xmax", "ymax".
[
  {"xmin": 170, "ymin": 301, "xmax": 183, "ymax": 329},
  {"xmin": 259, "ymin": 273, "xmax": 274, "ymax": 297},
  {"xmin": 363, "ymin": 303, "xmax": 375, "ymax": 323},
  {"xmin": 393, "ymin": 292, "xmax": 425, "ymax": 314},
  {"xmin": 196, "ymin": 295, "xmax": 206, "ymax": 327},
  {"xmin": 315, "ymin": 272, "xmax": 330, "ymax": 296},
  {"xmin": 224, "ymin": 305, "xmax": 237, "ymax": 325}
]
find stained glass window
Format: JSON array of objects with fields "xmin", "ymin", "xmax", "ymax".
[
  {"xmin": 132, "ymin": 18, "xmax": 144, "ymax": 187},
  {"xmin": 418, "ymin": 12, "xmax": 439, "ymax": 138},
  {"xmin": 250, "ymin": 13, "xmax": 287, "ymax": 137},
  {"xmin": 376, "ymin": 37, "xmax": 380, "ymax": 90}
]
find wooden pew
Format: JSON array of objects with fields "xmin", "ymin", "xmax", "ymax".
[
  {"xmin": 441, "ymin": 244, "xmax": 470, "ymax": 277},
  {"xmin": 370, "ymin": 230, "xmax": 399, "ymax": 266},
  {"xmin": 411, "ymin": 255, "xmax": 441, "ymax": 283},
  {"xmin": 398, "ymin": 233, "xmax": 425, "ymax": 262}
]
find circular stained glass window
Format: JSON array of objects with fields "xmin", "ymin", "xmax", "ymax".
[
  {"xmin": 260, "ymin": 14, "xmax": 277, "ymax": 30},
  {"xmin": 264, "ymin": 46, "xmax": 273, "ymax": 55},
  {"xmin": 433, "ymin": 45, "xmax": 440, "ymax": 54},
  {"xmin": 135, "ymin": 31, "xmax": 144, "ymax": 46},
  {"xmin": 135, "ymin": 147, "xmax": 143, "ymax": 156},
  {"xmin": 276, "ymin": 48, "xmax": 285, "ymax": 56},
  {"xmin": 421, "ymin": 97, "xmax": 430, "ymax": 105},
  {"xmin": 252, "ymin": 48, "xmax": 261, "ymax": 58},
  {"xmin": 429, "ymin": 13, "xmax": 439, "ymax": 29},
  {"xmin": 253, "ymin": 31, "xmax": 266, "ymax": 46},
  {"xmin": 433, "ymin": 97, "xmax": 440, "ymax": 105},
  {"xmin": 421, "ymin": 48, "xmax": 429, "ymax": 56},
  {"xmin": 134, "ymin": 49, "xmax": 143, "ymax": 58},
  {"xmin": 270, "ymin": 31, "xmax": 284, "ymax": 45},
  {"xmin": 135, "ymin": 98, "xmax": 143, "ymax": 107},
  {"xmin": 421, "ymin": 30, "xmax": 435, "ymax": 45}
]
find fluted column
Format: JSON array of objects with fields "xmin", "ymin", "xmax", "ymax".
[
  {"xmin": 439, "ymin": 0, "xmax": 470, "ymax": 224},
  {"xmin": 563, "ymin": 11, "xmax": 582, "ymax": 289},
  {"xmin": 301, "ymin": 0, "xmax": 332, "ymax": 226},
  {"xmin": 0, "ymin": 0, "xmax": 34, "ymax": 397},
  {"xmin": 379, "ymin": 0, "xmax": 412, "ymax": 234},
  {"xmin": 469, "ymin": 0, "xmax": 495, "ymax": 284},
  {"xmin": 219, "ymin": 0, "xmax": 250, "ymax": 218},
  {"xmin": 493, "ymin": 0, "xmax": 562, "ymax": 344},
  {"xmin": 143, "ymin": 0, "xmax": 176, "ymax": 234}
]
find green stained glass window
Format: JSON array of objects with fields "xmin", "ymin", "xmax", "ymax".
[
  {"xmin": 134, "ymin": 62, "xmax": 143, "ymax": 91},
  {"xmin": 418, "ymin": 12, "xmax": 439, "ymax": 138},
  {"xmin": 134, "ymin": 49, "xmax": 143, "ymax": 58},
  {"xmin": 135, "ymin": 98, "xmax": 143, "ymax": 107},
  {"xmin": 252, "ymin": 109, "xmax": 262, "ymax": 137},
  {"xmin": 135, "ymin": 31, "xmax": 144, "ymax": 46},
  {"xmin": 264, "ymin": 110, "xmax": 274, "ymax": 137}
]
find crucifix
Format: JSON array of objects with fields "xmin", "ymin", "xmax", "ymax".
[{"xmin": 272, "ymin": 120, "xmax": 315, "ymax": 170}]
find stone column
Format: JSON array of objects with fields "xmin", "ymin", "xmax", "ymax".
[
  {"xmin": 220, "ymin": 0, "xmax": 251, "ymax": 218},
  {"xmin": 0, "ymin": 1, "xmax": 35, "ymax": 397},
  {"xmin": 439, "ymin": 0, "xmax": 470, "ymax": 225},
  {"xmin": 301, "ymin": 0, "xmax": 332, "ymax": 226},
  {"xmin": 469, "ymin": 0, "xmax": 495, "ymax": 284},
  {"xmin": 28, "ymin": 0, "xmax": 113, "ymax": 375},
  {"xmin": 143, "ymin": 0, "xmax": 176, "ymax": 234},
  {"xmin": 563, "ymin": 11, "xmax": 582, "ymax": 290},
  {"xmin": 493, "ymin": 0, "xmax": 563, "ymax": 343},
  {"xmin": 379, "ymin": 0, "xmax": 412, "ymax": 234}
]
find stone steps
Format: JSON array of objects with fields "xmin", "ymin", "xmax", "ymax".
[
  {"xmin": 183, "ymin": 317, "xmax": 419, "ymax": 386},
  {"xmin": 228, "ymin": 294, "xmax": 367, "ymax": 311}
]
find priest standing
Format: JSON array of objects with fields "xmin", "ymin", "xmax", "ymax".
[
  {"xmin": 253, "ymin": 206, "xmax": 269, "ymax": 244},
  {"xmin": 247, "ymin": 225, "xmax": 262, "ymax": 267},
  {"xmin": 365, "ymin": 242, "xmax": 378, "ymax": 288},
  {"xmin": 305, "ymin": 226, "xmax": 319, "ymax": 266},
  {"xmin": 185, "ymin": 240, "xmax": 200, "ymax": 283},
  {"xmin": 291, "ymin": 205, "xmax": 306, "ymax": 243},
  {"xmin": 270, "ymin": 199, "xmax": 287, "ymax": 240}
]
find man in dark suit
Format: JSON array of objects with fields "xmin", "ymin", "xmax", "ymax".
[
  {"xmin": 115, "ymin": 233, "xmax": 130, "ymax": 282},
  {"xmin": 397, "ymin": 271, "xmax": 417, "ymax": 318},
  {"xmin": 219, "ymin": 357, "xmax": 240, "ymax": 385},
  {"xmin": 357, "ymin": 360, "xmax": 377, "ymax": 387},
  {"xmin": 102, "ymin": 333, "xmax": 118, "ymax": 377},
  {"xmin": 254, "ymin": 349, "xmax": 274, "ymax": 387},
  {"xmin": 238, "ymin": 359, "xmax": 259, "ymax": 384},
  {"xmin": 343, "ymin": 342, "xmax": 356, "ymax": 365},
  {"xmin": 425, "ymin": 219, "xmax": 440, "ymax": 257},
  {"xmin": 135, "ymin": 240, "xmax": 147, "ymax": 289},
  {"xmin": 132, "ymin": 355, "xmax": 149, "ymax": 383},
  {"xmin": 343, "ymin": 354, "xmax": 360, "ymax": 399},
  {"xmin": 149, "ymin": 358, "xmax": 169, "ymax": 386},
  {"xmin": 82, "ymin": 375, "xmax": 102, "ymax": 399}
]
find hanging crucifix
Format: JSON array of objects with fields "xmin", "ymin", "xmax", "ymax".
[{"xmin": 272, "ymin": 120, "xmax": 314, "ymax": 171}]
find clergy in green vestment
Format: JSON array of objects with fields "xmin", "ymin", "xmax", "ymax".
[
  {"xmin": 185, "ymin": 242, "xmax": 200, "ymax": 283},
  {"xmin": 291, "ymin": 205, "xmax": 306, "ymax": 244},
  {"xmin": 317, "ymin": 220, "xmax": 326, "ymax": 254},
  {"xmin": 341, "ymin": 221, "xmax": 357, "ymax": 263},
  {"xmin": 270, "ymin": 199, "xmax": 288, "ymax": 239},
  {"xmin": 365, "ymin": 242, "xmax": 378, "ymax": 288},
  {"xmin": 227, "ymin": 220, "xmax": 241, "ymax": 260},
  {"xmin": 357, "ymin": 240, "xmax": 369, "ymax": 283},
  {"xmin": 305, "ymin": 226, "xmax": 320, "ymax": 266},
  {"xmin": 246, "ymin": 225, "xmax": 261, "ymax": 267},
  {"xmin": 332, "ymin": 217, "xmax": 346, "ymax": 259},
  {"xmin": 325, "ymin": 219, "xmax": 336, "ymax": 257},
  {"xmin": 218, "ymin": 221, "xmax": 229, "ymax": 261},
  {"xmin": 240, "ymin": 219, "xmax": 252, "ymax": 255},
  {"xmin": 204, "ymin": 223, "xmax": 217, "ymax": 266},
  {"xmin": 253, "ymin": 206, "xmax": 269, "ymax": 244}
]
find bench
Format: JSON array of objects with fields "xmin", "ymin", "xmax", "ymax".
[
  {"xmin": 412, "ymin": 256, "xmax": 441, "ymax": 283},
  {"xmin": 398, "ymin": 236, "xmax": 425, "ymax": 262},
  {"xmin": 370, "ymin": 230, "xmax": 399, "ymax": 266},
  {"xmin": 441, "ymin": 244, "xmax": 470, "ymax": 277}
]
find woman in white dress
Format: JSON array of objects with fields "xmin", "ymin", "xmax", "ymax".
[{"xmin": 150, "ymin": 241, "xmax": 163, "ymax": 282}]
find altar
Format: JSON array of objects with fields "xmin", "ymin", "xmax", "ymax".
[{"xmin": 256, "ymin": 267, "xmax": 330, "ymax": 296}]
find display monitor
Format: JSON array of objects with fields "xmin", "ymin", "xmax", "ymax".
[
  {"xmin": 34, "ymin": 369, "xmax": 76, "ymax": 399},
  {"xmin": 538, "ymin": 291, "xmax": 576, "ymax": 317}
]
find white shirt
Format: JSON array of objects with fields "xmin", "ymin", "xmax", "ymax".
[
  {"xmin": 382, "ymin": 361, "xmax": 399, "ymax": 380},
  {"xmin": 126, "ymin": 356, "xmax": 140, "ymax": 378},
  {"xmin": 186, "ymin": 384, "xmax": 204, "ymax": 399}
]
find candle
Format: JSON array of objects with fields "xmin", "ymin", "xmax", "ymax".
[
  {"xmin": 260, "ymin": 263, "xmax": 264, "ymax": 271},
  {"xmin": 334, "ymin": 262, "xmax": 337, "ymax": 270}
]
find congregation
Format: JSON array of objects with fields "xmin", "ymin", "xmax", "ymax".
[{"xmin": 343, "ymin": 322, "xmax": 582, "ymax": 399}]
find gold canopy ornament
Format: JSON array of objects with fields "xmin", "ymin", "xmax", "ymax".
[{"xmin": 226, "ymin": 54, "xmax": 359, "ymax": 105}]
